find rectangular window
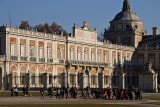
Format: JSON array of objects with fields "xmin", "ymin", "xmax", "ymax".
[
  {"xmin": 70, "ymin": 50, "xmax": 74, "ymax": 60},
  {"xmin": 47, "ymin": 48, "xmax": 51, "ymax": 58},
  {"xmin": 39, "ymin": 48, "xmax": 43, "ymax": 58},
  {"xmin": 91, "ymin": 53, "xmax": 95, "ymax": 62},
  {"xmin": 104, "ymin": 55, "xmax": 107, "ymax": 63},
  {"xmin": 21, "ymin": 45, "xmax": 25, "ymax": 56},
  {"xmin": 98, "ymin": 53, "xmax": 101, "ymax": 62},
  {"xmin": 11, "ymin": 45, "xmax": 15, "ymax": 55},
  {"xmin": 30, "ymin": 46, "xmax": 34, "ymax": 57},
  {"xmin": 113, "ymin": 57, "xmax": 116, "ymax": 64},
  {"xmin": 85, "ymin": 52, "xmax": 88, "ymax": 61},
  {"xmin": 60, "ymin": 49, "xmax": 63, "ymax": 59},
  {"xmin": 77, "ymin": 51, "xmax": 81, "ymax": 60}
]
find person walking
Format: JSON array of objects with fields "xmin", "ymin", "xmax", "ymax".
[{"xmin": 40, "ymin": 88, "xmax": 45, "ymax": 100}]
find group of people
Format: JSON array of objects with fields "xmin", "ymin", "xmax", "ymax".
[
  {"xmin": 47, "ymin": 86, "xmax": 78, "ymax": 99},
  {"xmin": 46, "ymin": 86, "xmax": 142, "ymax": 100},
  {"xmin": 10, "ymin": 85, "xmax": 142, "ymax": 100},
  {"xmin": 82, "ymin": 87, "xmax": 142, "ymax": 100}
]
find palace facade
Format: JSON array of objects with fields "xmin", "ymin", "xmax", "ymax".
[{"xmin": 0, "ymin": 0, "xmax": 159, "ymax": 91}]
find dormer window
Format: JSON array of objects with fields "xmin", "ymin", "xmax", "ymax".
[
  {"xmin": 116, "ymin": 23, "xmax": 123, "ymax": 30},
  {"xmin": 126, "ymin": 25, "xmax": 130, "ymax": 29}
]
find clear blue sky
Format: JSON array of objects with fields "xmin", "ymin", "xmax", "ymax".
[{"xmin": 0, "ymin": 0, "xmax": 160, "ymax": 35}]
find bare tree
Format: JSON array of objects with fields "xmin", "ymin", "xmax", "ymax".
[
  {"xmin": 33, "ymin": 22, "xmax": 67, "ymax": 36},
  {"xmin": 19, "ymin": 21, "xmax": 32, "ymax": 30}
]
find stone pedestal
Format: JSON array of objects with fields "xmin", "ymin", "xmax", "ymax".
[{"xmin": 139, "ymin": 73, "xmax": 158, "ymax": 92}]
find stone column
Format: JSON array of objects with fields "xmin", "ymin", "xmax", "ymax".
[
  {"xmin": 35, "ymin": 65, "xmax": 39, "ymax": 87},
  {"xmin": 26, "ymin": 37, "xmax": 29, "ymax": 60},
  {"xmin": 36, "ymin": 38, "xmax": 39, "ymax": 62},
  {"xmin": 16, "ymin": 64, "xmax": 20, "ymax": 87},
  {"xmin": 9, "ymin": 73, "xmax": 13, "ymax": 89},
  {"xmin": 153, "ymin": 73, "xmax": 158, "ymax": 92},
  {"xmin": 75, "ymin": 73, "xmax": 78, "ymax": 88},
  {"xmin": 95, "ymin": 74, "xmax": 98, "ymax": 88},
  {"xmin": 44, "ymin": 39, "xmax": 47, "ymax": 62},
  {"xmin": 88, "ymin": 73, "xmax": 91, "ymax": 87},
  {"xmin": 68, "ymin": 72, "xmax": 71, "ymax": 87},
  {"xmin": 119, "ymin": 71, "xmax": 125, "ymax": 89},
  {"xmin": 17, "ymin": 36, "xmax": 20, "ymax": 60}
]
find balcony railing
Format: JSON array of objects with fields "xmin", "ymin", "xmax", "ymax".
[
  {"xmin": 59, "ymin": 59, "xmax": 65, "ymax": 64},
  {"xmin": 20, "ymin": 56, "xmax": 27, "ymax": 61},
  {"xmin": 39, "ymin": 58, "xmax": 45, "ymax": 62},
  {"xmin": 66, "ymin": 60, "xmax": 108, "ymax": 67},
  {"xmin": 47, "ymin": 58, "xmax": 53, "ymax": 63},
  {"xmin": 10, "ymin": 55, "xmax": 18, "ymax": 61},
  {"xmin": 30, "ymin": 57, "xmax": 36, "ymax": 62}
]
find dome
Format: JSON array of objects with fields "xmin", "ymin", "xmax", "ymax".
[
  {"xmin": 111, "ymin": 0, "xmax": 141, "ymax": 22},
  {"xmin": 112, "ymin": 10, "xmax": 140, "ymax": 21}
]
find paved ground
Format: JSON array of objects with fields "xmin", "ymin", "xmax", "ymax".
[{"xmin": 0, "ymin": 93, "xmax": 159, "ymax": 107}]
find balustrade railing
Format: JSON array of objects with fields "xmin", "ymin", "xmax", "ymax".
[
  {"xmin": 30, "ymin": 57, "xmax": 36, "ymax": 62},
  {"xmin": 20, "ymin": 56, "xmax": 27, "ymax": 61},
  {"xmin": 39, "ymin": 58, "xmax": 45, "ymax": 62}
]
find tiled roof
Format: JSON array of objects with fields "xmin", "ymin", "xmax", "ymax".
[{"xmin": 138, "ymin": 35, "xmax": 160, "ymax": 47}]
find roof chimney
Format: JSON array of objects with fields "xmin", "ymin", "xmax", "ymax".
[{"xmin": 152, "ymin": 27, "xmax": 158, "ymax": 36}]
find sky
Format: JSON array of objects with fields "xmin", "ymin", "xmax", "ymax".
[{"xmin": 0, "ymin": 0, "xmax": 160, "ymax": 35}]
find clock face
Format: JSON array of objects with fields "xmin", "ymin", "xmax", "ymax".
[{"xmin": 116, "ymin": 23, "xmax": 123, "ymax": 30}]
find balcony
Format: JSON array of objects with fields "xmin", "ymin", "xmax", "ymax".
[
  {"xmin": 20, "ymin": 56, "xmax": 27, "ymax": 61},
  {"xmin": 59, "ymin": 59, "xmax": 65, "ymax": 64},
  {"xmin": 39, "ymin": 58, "xmax": 45, "ymax": 62},
  {"xmin": 47, "ymin": 58, "xmax": 53, "ymax": 63},
  {"xmin": 30, "ymin": 57, "xmax": 36, "ymax": 62},
  {"xmin": 65, "ymin": 60, "xmax": 108, "ymax": 67},
  {"xmin": 10, "ymin": 55, "xmax": 18, "ymax": 61}
]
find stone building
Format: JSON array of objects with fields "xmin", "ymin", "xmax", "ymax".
[{"xmin": 0, "ymin": 0, "xmax": 159, "ymax": 92}]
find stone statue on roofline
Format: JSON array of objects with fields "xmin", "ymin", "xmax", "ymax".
[{"xmin": 144, "ymin": 62, "xmax": 155, "ymax": 74}]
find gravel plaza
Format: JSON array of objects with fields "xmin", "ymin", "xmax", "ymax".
[{"xmin": 0, "ymin": 92, "xmax": 160, "ymax": 107}]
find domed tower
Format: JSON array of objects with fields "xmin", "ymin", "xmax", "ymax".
[{"xmin": 104, "ymin": 0, "xmax": 145, "ymax": 47}]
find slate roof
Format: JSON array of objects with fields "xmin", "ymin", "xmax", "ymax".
[{"xmin": 138, "ymin": 35, "xmax": 160, "ymax": 48}]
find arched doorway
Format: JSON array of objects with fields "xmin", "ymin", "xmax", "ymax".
[{"xmin": 0, "ymin": 67, "xmax": 2, "ymax": 90}]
